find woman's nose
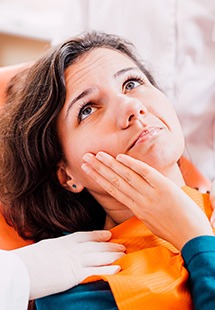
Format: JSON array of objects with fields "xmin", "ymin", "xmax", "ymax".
[{"xmin": 116, "ymin": 95, "xmax": 147, "ymax": 129}]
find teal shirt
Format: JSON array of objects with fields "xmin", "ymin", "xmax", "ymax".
[
  {"xmin": 36, "ymin": 236, "xmax": 215, "ymax": 310},
  {"xmin": 182, "ymin": 235, "xmax": 215, "ymax": 310},
  {"xmin": 36, "ymin": 279, "xmax": 117, "ymax": 310}
]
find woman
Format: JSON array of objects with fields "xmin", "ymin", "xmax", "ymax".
[{"xmin": 0, "ymin": 31, "xmax": 214, "ymax": 309}]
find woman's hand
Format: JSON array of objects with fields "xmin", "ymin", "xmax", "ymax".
[
  {"xmin": 82, "ymin": 152, "xmax": 213, "ymax": 251},
  {"xmin": 12, "ymin": 230, "xmax": 125, "ymax": 300},
  {"xmin": 210, "ymin": 180, "xmax": 215, "ymax": 227}
]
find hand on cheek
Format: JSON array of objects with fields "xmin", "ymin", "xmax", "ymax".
[
  {"xmin": 82, "ymin": 151, "xmax": 152, "ymax": 208},
  {"xmin": 81, "ymin": 152, "xmax": 213, "ymax": 251}
]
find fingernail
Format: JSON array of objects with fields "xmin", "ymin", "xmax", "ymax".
[
  {"xmin": 96, "ymin": 151, "xmax": 105, "ymax": 160},
  {"xmin": 82, "ymin": 153, "xmax": 93, "ymax": 163},
  {"xmin": 81, "ymin": 163, "xmax": 89, "ymax": 173},
  {"xmin": 116, "ymin": 154, "xmax": 123, "ymax": 161}
]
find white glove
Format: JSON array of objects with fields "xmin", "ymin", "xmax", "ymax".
[
  {"xmin": 12, "ymin": 230, "xmax": 125, "ymax": 300},
  {"xmin": 210, "ymin": 180, "xmax": 215, "ymax": 227}
]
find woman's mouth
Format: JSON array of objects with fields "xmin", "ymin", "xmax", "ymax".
[{"xmin": 129, "ymin": 127, "xmax": 162, "ymax": 149}]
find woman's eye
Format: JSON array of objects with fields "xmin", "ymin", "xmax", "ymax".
[
  {"xmin": 79, "ymin": 104, "xmax": 97, "ymax": 121},
  {"xmin": 124, "ymin": 79, "xmax": 142, "ymax": 92}
]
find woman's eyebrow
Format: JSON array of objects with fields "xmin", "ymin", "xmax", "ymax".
[
  {"xmin": 66, "ymin": 87, "xmax": 94, "ymax": 118},
  {"xmin": 65, "ymin": 67, "xmax": 139, "ymax": 118},
  {"xmin": 114, "ymin": 67, "xmax": 139, "ymax": 78}
]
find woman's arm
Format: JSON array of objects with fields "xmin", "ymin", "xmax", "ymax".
[
  {"xmin": 182, "ymin": 236, "xmax": 215, "ymax": 310},
  {"xmin": 0, "ymin": 250, "xmax": 29, "ymax": 309}
]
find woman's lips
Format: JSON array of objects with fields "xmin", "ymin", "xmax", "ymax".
[{"xmin": 129, "ymin": 127, "xmax": 162, "ymax": 149}]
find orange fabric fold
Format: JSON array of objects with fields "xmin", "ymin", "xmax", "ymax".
[
  {"xmin": 0, "ymin": 206, "xmax": 32, "ymax": 250},
  {"xmin": 84, "ymin": 187, "xmax": 214, "ymax": 310}
]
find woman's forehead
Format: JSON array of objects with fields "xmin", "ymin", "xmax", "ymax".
[{"xmin": 64, "ymin": 47, "xmax": 137, "ymax": 81}]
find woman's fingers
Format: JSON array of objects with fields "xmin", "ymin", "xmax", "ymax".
[
  {"xmin": 96, "ymin": 152, "xmax": 146, "ymax": 187},
  {"xmin": 82, "ymin": 153, "xmax": 141, "ymax": 207},
  {"xmin": 82, "ymin": 152, "xmax": 157, "ymax": 200},
  {"xmin": 82, "ymin": 152, "xmax": 171, "ymax": 215},
  {"xmin": 82, "ymin": 152, "xmax": 165, "ymax": 220},
  {"xmin": 96, "ymin": 151, "xmax": 157, "ymax": 189},
  {"xmin": 116, "ymin": 153, "xmax": 167, "ymax": 188},
  {"xmin": 83, "ymin": 152, "xmax": 167, "ymax": 192}
]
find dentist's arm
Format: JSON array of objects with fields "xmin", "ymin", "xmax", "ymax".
[
  {"xmin": 0, "ymin": 250, "xmax": 29, "ymax": 310},
  {"xmin": 12, "ymin": 231, "xmax": 125, "ymax": 300}
]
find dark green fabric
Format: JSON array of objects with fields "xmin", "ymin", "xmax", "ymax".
[
  {"xmin": 182, "ymin": 235, "xmax": 215, "ymax": 310},
  {"xmin": 36, "ymin": 280, "xmax": 117, "ymax": 310}
]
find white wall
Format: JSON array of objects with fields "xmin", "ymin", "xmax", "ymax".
[{"xmin": 0, "ymin": 0, "xmax": 66, "ymax": 65}]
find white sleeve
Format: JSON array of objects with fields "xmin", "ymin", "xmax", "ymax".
[{"xmin": 0, "ymin": 250, "xmax": 30, "ymax": 310}]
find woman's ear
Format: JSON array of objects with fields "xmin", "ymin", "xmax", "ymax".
[{"xmin": 57, "ymin": 161, "xmax": 84, "ymax": 193}]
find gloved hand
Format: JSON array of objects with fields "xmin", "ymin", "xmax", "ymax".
[
  {"xmin": 210, "ymin": 180, "xmax": 215, "ymax": 227},
  {"xmin": 12, "ymin": 230, "xmax": 125, "ymax": 300}
]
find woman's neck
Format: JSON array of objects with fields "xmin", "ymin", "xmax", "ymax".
[{"xmin": 162, "ymin": 162, "xmax": 186, "ymax": 187}]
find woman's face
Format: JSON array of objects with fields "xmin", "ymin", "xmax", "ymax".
[{"xmin": 57, "ymin": 47, "xmax": 184, "ymax": 194}]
